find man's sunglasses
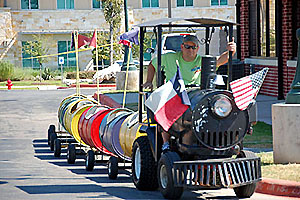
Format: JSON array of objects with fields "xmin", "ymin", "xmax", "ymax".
[{"xmin": 183, "ymin": 44, "xmax": 198, "ymax": 49}]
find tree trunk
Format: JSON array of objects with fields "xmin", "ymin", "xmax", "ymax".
[{"xmin": 110, "ymin": 24, "xmax": 113, "ymax": 66}]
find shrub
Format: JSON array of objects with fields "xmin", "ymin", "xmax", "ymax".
[
  {"xmin": 66, "ymin": 71, "xmax": 95, "ymax": 79},
  {"xmin": 0, "ymin": 61, "xmax": 14, "ymax": 81},
  {"xmin": 42, "ymin": 67, "xmax": 51, "ymax": 80},
  {"xmin": 11, "ymin": 68, "xmax": 38, "ymax": 81}
]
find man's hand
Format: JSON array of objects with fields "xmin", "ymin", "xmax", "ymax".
[
  {"xmin": 226, "ymin": 37, "xmax": 236, "ymax": 54},
  {"xmin": 142, "ymin": 81, "xmax": 153, "ymax": 90},
  {"xmin": 217, "ymin": 38, "xmax": 236, "ymax": 67}
]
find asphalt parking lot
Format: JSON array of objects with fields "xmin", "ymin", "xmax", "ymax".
[{"xmin": 0, "ymin": 89, "xmax": 290, "ymax": 200}]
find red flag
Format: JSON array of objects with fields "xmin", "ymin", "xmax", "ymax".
[
  {"xmin": 230, "ymin": 68, "xmax": 269, "ymax": 110},
  {"xmin": 71, "ymin": 32, "xmax": 92, "ymax": 49},
  {"xmin": 89, "ymin": 30, "xmax": 97, "ymax": 48}
]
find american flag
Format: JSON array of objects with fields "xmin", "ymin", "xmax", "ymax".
[{"xmin": 230, "ymin": 68, "xmax": 269, "ymax": 110}]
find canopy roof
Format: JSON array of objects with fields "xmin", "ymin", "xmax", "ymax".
[{"xmin": 137, "ymin": 18, "xmax": 237, "ymax": 27}]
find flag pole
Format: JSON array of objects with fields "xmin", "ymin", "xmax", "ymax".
[
  {"xmin": 95, "ymin": 29, "xmax": 100, "ymax": 105},
  {"xmin": 75, "ymin": 31, "xmax": 80, "ymax": 96},
  {"xmin": 122, "ymin": 43, "xmax": 131, "ymax": 108}
]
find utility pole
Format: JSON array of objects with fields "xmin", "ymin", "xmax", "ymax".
[{"xmin": 168, "ymin": 0, "xmax": 172, "ymax": 33}]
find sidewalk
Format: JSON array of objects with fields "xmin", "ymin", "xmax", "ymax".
[
  {"xmin": 255, "ymin": 95, "xmax": 300, "ymax": 198},
  {"xmin": 256, "ymin": 95, "xmax": 285, "ymax": 125}
]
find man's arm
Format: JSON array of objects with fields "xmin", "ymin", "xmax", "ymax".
[
  {"xmin": 142, "ymin": 62, "xmax": 156, "ymax": 89},
  {"xmin": 216, "ymin": 40, "xmax": 236, "ymax": 67}
]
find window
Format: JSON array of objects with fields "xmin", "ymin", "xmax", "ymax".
[
  {"xmin": 177, "ymin": 0, "xmax": 193, "ymax": 7},
  {"xmin": 57, "ymin": 0, "xmax": 74, "ymax": 9},
  {"xmin": 144, "ymin": 38, "xmax": 156, "ymax": 61},
  {"xmin": 93, "ymin": 0, "xmax": 102, "ymax": 9},
  {"xmin": 142, "ymin": 0, "xmax": 159, "ymax": 8},
  {"xmin": 21, "ymin": 0, "xmax": 39, "ymax": 9},
  {"xmin": 211, "ymin": 0, "xmax": 227, "ymax": 6},
  {"xmin": 57, "ymin": 41, "xmax": 76, "ymax": 67},
  {"xmin": 249, "ymin": 0, "xmax": 276, "ymax": 57},
  {"xmin": 22, "ymin": 41, "xmax": 40, "ymax": 69}
]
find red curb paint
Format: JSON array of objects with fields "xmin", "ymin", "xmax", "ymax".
[
  {"xmin": 57, "ymin": 86, "xmax": 70, "ymax": 89},
  {"xmin": 70, "ymin": 84, "xmax": 116, "ymax": 88},
  {"xmin": 256, "ymin": 178, "xmax": 300, "ymax": 198}
]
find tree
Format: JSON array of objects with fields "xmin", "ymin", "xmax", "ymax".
[
  {"xmin": 101, "ymin": 0, "xmax": 123, "ymax": 65},
  {"xmin": 89, "ymin": 31, "xmax": 123, "ymax": 67},
  {"xmin": 22, "ymin": 34, "xmax": 52, "ymax": 81}
]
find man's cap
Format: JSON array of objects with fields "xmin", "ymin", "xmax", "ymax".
[{"xmin": 182, "ymin": 35, "xmax": 200, "ymax": 46}]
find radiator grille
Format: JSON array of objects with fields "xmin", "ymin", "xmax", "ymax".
[
  {"xmin": 173, "ymin": 157, "xmax": 261, "ymax": 188},
  {"xmin": 199, "ymin": 131, "xmax": 241, "ymax": 149}
]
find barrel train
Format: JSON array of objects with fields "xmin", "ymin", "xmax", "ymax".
[{"xmin": 48, "ymin": 18, "xmax": 262, "ymax": 199}]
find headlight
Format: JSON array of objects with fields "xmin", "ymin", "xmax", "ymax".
[{"xmin": 212, "ymin": 95, "xmax": 232, "ymax": 118}]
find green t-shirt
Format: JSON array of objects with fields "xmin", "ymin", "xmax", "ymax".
[{"xmin": 152, "ymin": 52, "xmax": 202, "ymax": 85}]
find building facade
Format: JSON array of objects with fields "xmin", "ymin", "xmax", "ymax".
[
  {"xmin": 238, "ymin": 0, "xmax": 300, "ymax": 99},
  {"xmin": 0, "ymin": 0, "xmax": 236, "ymax": 70}
]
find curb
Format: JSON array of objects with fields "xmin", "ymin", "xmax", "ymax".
[
  {"xmin": 256, "ymin": 178, "xmax": 300, "ymax": 198},
  {"xmin": 70, "ymin": 84, "xmax": 116, "ymax": 88}
]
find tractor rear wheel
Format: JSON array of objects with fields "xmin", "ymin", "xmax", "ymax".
[
  {"xmin": 233, "ymin": 150, "xmax": 257, "ymax": 198},
  {"xmin": 132, "ymin": 136, "xmax": 158, "ymax": 191},
  {"xmin": 158, "ymin": 151, "xmax": 184, "ymax": 199}
]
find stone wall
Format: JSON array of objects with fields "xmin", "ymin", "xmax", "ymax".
[
  {"xmin": 0, "ymin": 8, "xmax": 14, "ymax": 44},
  {"xmin": 1, "ymin": 3, "xmax": 236, "ymax": 70},
  {"xmin": 130, "ymin": 6, "xmax": 236, "ymax": 26}
]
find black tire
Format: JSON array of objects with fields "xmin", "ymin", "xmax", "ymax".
[
  {"xmin": 49, "ymin": 132, "xmax": 57, "ymax": 151},
  {"xmin": 132, "ymin": 136, "xmax": 158, "ymax": 190},
  {"xmin": 85, "ymin": 150, "xmax": 95, "ymax": 171},
  {"xmin": 48, "ymin": 125, "xmax": 55, "ymax": 145},
  {"xmin": 54, "ymin": 139, "xmax": 61, "ymax": 157},
  {"xmin": 233, "ymin": 150, "xmax": 258, "ymax": 198},
  {"xmin": 107, "ymin": 156, "xmax": 118, "ymax": 179},
  {"xmin": 67, "ymin": 144, "xmax": 76, "ymax": 164},
  {"xmin": 158, "ymin": 151, "xmax": 184, "ymax": 199}
]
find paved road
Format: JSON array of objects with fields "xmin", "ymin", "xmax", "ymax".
[{"xmin": 0, "ymin": 89, "xmax": 293, "ymax": 200}]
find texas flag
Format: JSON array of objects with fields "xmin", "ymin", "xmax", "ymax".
[{"xmin": 145, "ymin": 65, "xmax": 191, "ymax": 131}]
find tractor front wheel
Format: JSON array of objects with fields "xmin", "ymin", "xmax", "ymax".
[
  {"xmin": 158, "ymin": 151, "xmax": 183, "ymax": 199},
  {"xmin": 233, "ymin": 150, "xmax": 258, "ymax": 198}
]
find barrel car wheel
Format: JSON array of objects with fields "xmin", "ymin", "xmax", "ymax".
[
  {"xmin": 158, "ymin": 151, "xmax": 184, "ymax": 199},
  {"xmin": 49, "ymin": 132, "xmax": 57, "ymax": 151},
  {"xmin": 132, "ymin": 136, "xmax": 158, "ymax": 191},
  {"xmin": 85, "ymin": 150, "xmax": 95, "ymax": 171},
  {"xmin": 233, "ymin": 150, "xmax": 257, "ymax": 198},
  {"xmin": 48, "ymin": 124, "xmax": 55, "ymax": 145},
  {"xmin": 54, "ymin": 138, "xmax": 61, "ymax": 157},
  {"xmin": 108, "ymin": 156, "xmax": 118, "ymax": 179},
  {"xmin": 67, "ymin": 144, "xmax": 76, "ymax": 164}
]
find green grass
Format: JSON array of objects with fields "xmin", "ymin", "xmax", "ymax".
[
  {"xmin": 244, "ymin": 121, "xmax": 273, "ymax": 148},
  {"xmin": 0, "ymin": 80, "xmax": 65, "ymax": 86},
  {"xmin": 257, "ymin": 152, "xmax": 300, "ymax": 182}
]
